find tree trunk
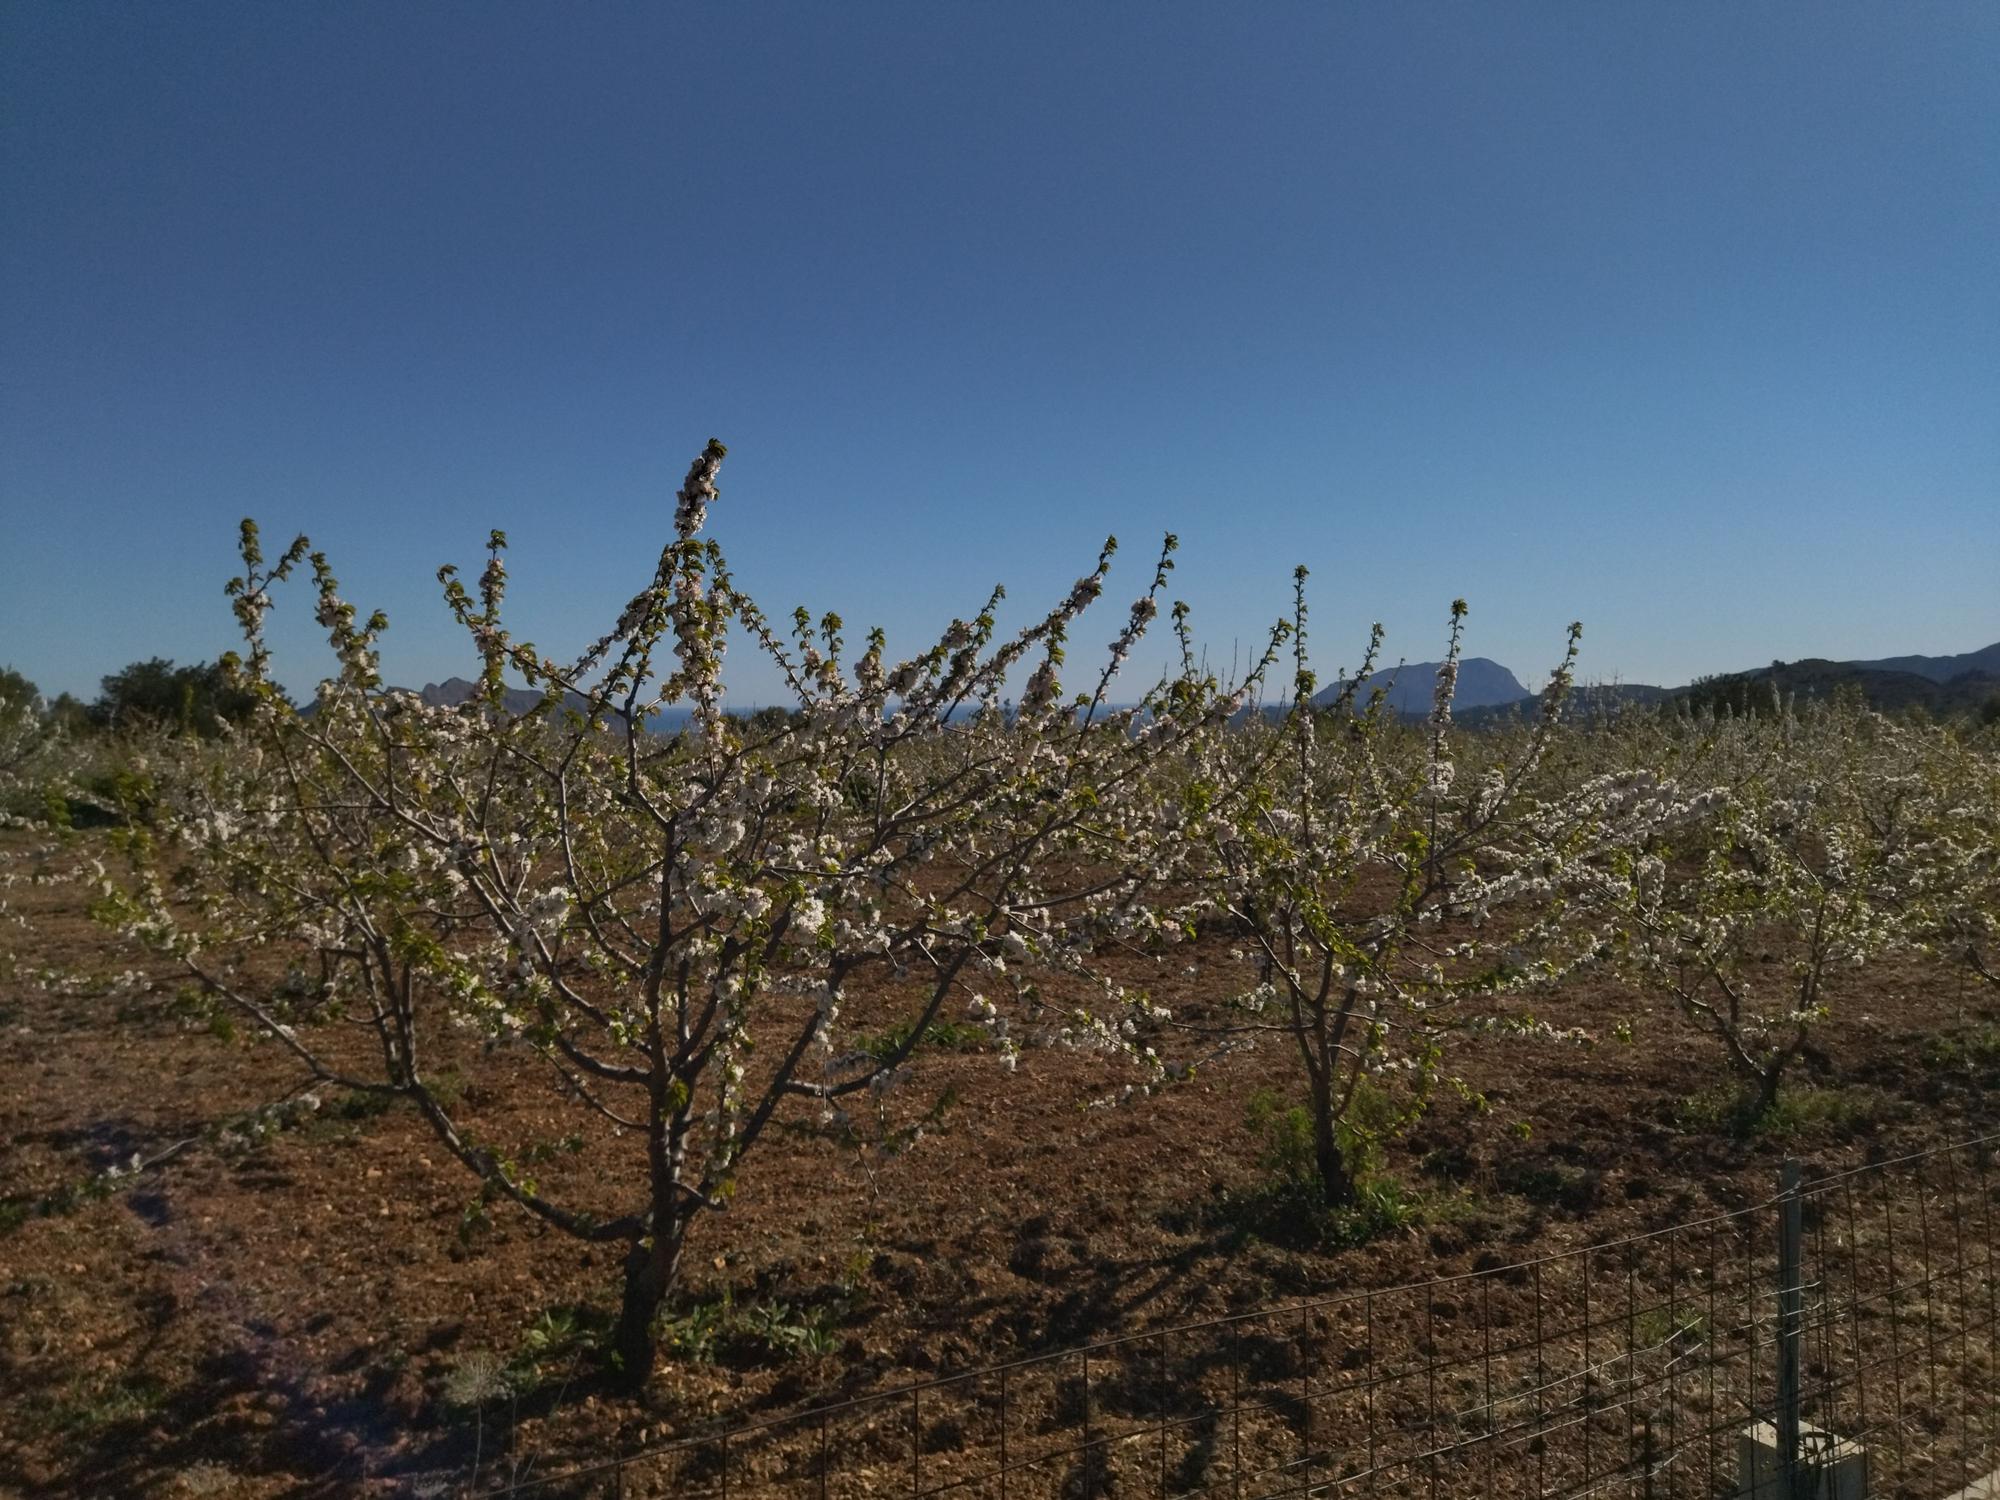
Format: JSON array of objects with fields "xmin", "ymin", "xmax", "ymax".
[
  {"xmin": 1311, "ymin": 1079, "xmax": 1358, "ymax": 1207},
  {"xmin": 612, "ymin": 1222, "xmax": 685, "ymax": 1391},
  {"xmin": 1749, "ymin": 1063, "xmax": 1784, "ymax": 1126}
]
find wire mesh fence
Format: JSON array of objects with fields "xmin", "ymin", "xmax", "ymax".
[{"xmin": 490, "ymin": 1133, "xmax": 1999, "ymax": 1499}]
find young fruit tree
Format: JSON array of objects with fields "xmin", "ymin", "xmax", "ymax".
[
  {"xmin": 100, "ymin": 440, "xmax": 1270, "ymax": 1384},
  {"xmin": 1609, "ymin": 702, "xmax": 1936, "ymax": 1121},
  {"xmin": 0, "ymin": 670, "xmax": 64, "ymax": 827},
  {"xmin": 1899, "ymin": 724, "xmax": 2000, "ymax": 999},
  {"xmin": 1154, "ymin": 577, "xmax": 1623, "ymax": 1209}
]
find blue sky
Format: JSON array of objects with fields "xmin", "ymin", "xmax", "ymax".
[{"xmin": 3, "ymin": 2, "xmax": 1995, "ymax": 706}]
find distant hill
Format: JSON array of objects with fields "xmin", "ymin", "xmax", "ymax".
[
  {"xmin": 414, "ymin": 676, "xmax": 597, "ymax": 718},
  {"xmin": 339, "ymin": 640, "xmax": 2000, "ymax": 733},
  {"xmin": 415, "ymin": 677, "xmax": 713, "ymax": 731},
  {"xmin": 1841, "ymin": 643, "xmax": 2000, "ymax": 684},
  {"xmin": 293, "ymin": 677, "xmax": 707, "ymax": 733},
  {"xmin": 1676, "ymin": 656, "xmax": 1999, "ymax": 719},
  {"xmin": 1312, "ymin": 657, "xmax": 1527, "ymax": 717},
  {"xmin": 1455, "ymin": 681, "xmax": 1672, "ymax": 728},
  {"xmin": 299, "ymin": 676, "xmax": 610, "ymax": 722},
  {"xmin": 1304, "ymin": 639, "xmax": 2000, "ymax": 727}
]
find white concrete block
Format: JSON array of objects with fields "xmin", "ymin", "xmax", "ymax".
[{"xmin": 1737, "ymin": 1420, "xmax": 1867, "ymax": 1500}]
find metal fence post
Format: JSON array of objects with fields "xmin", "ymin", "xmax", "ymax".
[{"xmin": 1777, "ymin": 1159, "xmax": 1806, "ymax": 1500}]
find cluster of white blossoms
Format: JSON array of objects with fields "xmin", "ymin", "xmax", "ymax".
[{"xmin": 0, "ymin": 681, "xmax": 67, "ymax": 829}]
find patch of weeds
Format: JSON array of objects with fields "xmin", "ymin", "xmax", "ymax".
[
  {"xmin": 315, "ymin": 1089, "xmax": 396, "ymax": 1124},
  {"xmin": 505, "ymin": 1303, "xmax": 611, "ymax": 1394},
  {"xmin": 1678, "ymin": 1083, "xmax": 1896, "ymax": 1141},
  {"xmin": 26, "ymin": 1373, "xmax": 169, "ymax": 1436},
  {"xmin": 80, "ymin": 767, "xmax": 155, "ymax": 825},
  {"xmin": 521, "ymin": 1133, "xmax": 586, "ymax": 1166},
  {"xmin": 41, "ymin": 786, "xmax": 74, "ymax": 829},
  {"xmin": 656, "ymin": 1290, "xmax": 846, "ymax": 1366},
  {"xmin": 739, "ymin": 1298, "xmax": 843, "ymax": 1359},
  {"xmin": 457, "ymin": 1193, "xmax": 497, "ymax": 1247},
  {"xmin": 1923, "ymin": 1025, "xmax": 2000, "ymax": 1077},
  {"xmin": 167, "ymin": 983, "xmax": 230, "ymax": 1036},
  {"xmin": 1418, "ymin": 1143, "xmax": 1480, "ymax": 1183},
  {"xmin": 1634, "ymin": 1306, "xmax": 1709, "ymax": 1353},
  {"xmin": 659, "ymin": 1291, "xmax": 732, "ymax": 1364},
  {"xmin": 859, "ymin": 1017, "xmax": 988, "ymax": 1061},
  {"xmin": 332, "ymin": 1090, "xmax": 397, "ymax": 1121},
  {"xmin": 1244, "ymin": 1087, "xmax": 1321, "ymax": 1185},
  {"xmin": 1199, "ymin": 1172, "xmax": 1444, "ymax": 1250},
  {"xmin": 0, "ymin": 1167, "xmax": 122, "ymax": 1238},
  {"xmin": 1191, "ymin": 1084, "xmax": 1457, "ymax": 1250},
  {"xmin": 1324, "ymin": 1175, "xmax": 1431, "ymax": 1246}
]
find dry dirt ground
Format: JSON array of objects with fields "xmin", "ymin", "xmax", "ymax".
[{"xmin": 2, "ymin": 828, "xmax": 1996, "ymax": 1498}]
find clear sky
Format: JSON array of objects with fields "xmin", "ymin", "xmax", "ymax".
[{"xmin": 3, "ymin": 2, "xmax": 1995, "ymax": 706}]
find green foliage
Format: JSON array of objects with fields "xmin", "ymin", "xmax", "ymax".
[
  {"xmin": 1677, "ymin": 1082, "xmax": 1895, "ymax": 1141},
  {"xmin": 0, "ymin": 1167, "xmax": 120, "ymax": 1238},
  {"xmin": 89, "ymin": 657, "xmax": 262, "ymax": 738},
  {"xmin": 658, "ymin": 1291, "xmax": 732, "ymax": 1363},
  {"xmin": 656, "ymin": 1289, "xmax": 844, "ymax": 1365},
  {"xmin": 1634, "ymin": 1306, "xmax": 1709, "ymax": 1352},
  {"xmin": 1217, "ymin": 1084, "xmax": 1439, "ymax": 1248},
  {"xmin": 82, "ymin": 765, "xmax": 155, "ymax": 818},
  {"xmin": 1323, "ymin": 1176, "xmax": 1429, "ymax": 1246},
  {"xmin": 0, "ymin": 665, "xmax": 35, "ymax": 715},
  {"xmin": 739, "ymin": 1297, "xmax": 843, "ymax": 1359},
  {"xmin": 1922, "ymin": 1024, "xmax": 2000, "ymax": 1074},
  {"xmin": 17, "ymin": 1374, "xmax": 169, "ymax": 1437},
  {"xmin": 497, "ymin": 1304, "xmax": 615, "ymax": 1395},
  {"xmin": 1197, "ymin": 1166, "xmax": 1440, "ymax": 1251},
  {"xmin": 298, "ymin": 1088, "xmax": 398, "ymax": 1143},
  {"xmin": 1245, "ymin": 1078, "xmax": 1399, "ymax": 1187},
  {"xmin": 1244, "ymin": 1087, "xmax": 1317, "ymax": 1184}
]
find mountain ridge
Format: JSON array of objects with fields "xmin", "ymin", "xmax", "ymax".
[
  {"xmin": 356, "ymin": 641, "xmax": 2000, "ymax": 728},
  {"xmin": 1307, "ymin": 642, "xmax": 1999, "ymax": 724},
  {"xmin": 1310, "ymin": 656, "xmax": 1527, "ymax": 716}
]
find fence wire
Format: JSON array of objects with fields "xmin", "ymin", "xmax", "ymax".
[{"xmin": 488, "ymin": 1133, "xmax": 2000, "ymax": 1499}]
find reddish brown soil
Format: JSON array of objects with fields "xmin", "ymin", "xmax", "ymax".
[{"xmin": 2, "ymin": 828, "xmax": 1996, "ymax": 1498}]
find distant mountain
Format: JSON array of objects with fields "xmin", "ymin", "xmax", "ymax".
[
  {"xmin": 1312, "ymin": 657, "xmax": 1527, "ymax": 717},
  {"xmin": 414, "ymin": 677, "xmax": 713, "ymax": 731},
  {"xmin": 1303, "ymin": 638, "xmax": 2000, "ymax": 727},
  {"xmin": 349, "ymin": 639, "xmax": 2000, "ymax": 733},
  {"xmin": 1841, "ymin": 643, "xmax": 2000, "ymax": 684},
  {"xmin": 1455, "ymin": 681, "xmax": 1672, "ymax": 728},
  {"xmin": 415, "ymin": 676, "xmax": 596, "ymax": 718},
  {"xmin": 1676, "ymin": 656, "xmax": 1999, "ymax": 719},
  {"xmin": 296, "ymin": 676, "xmax": 608, "ymax": 722}
]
